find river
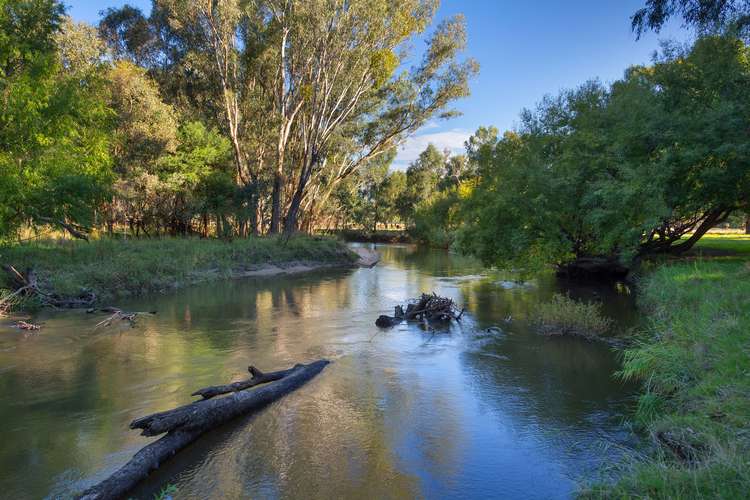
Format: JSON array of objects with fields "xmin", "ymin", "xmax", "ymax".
[{"xmin": 0, "ymin": 244, "xmax": 639, "ymax": 499}]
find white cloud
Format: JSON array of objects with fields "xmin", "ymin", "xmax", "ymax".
[{"xmin": 391, "ymin": 128, "xmax": 472, "ymax": 170}]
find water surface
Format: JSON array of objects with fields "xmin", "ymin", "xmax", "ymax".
[{"xmin": 0, "ymin": 244, "xmax": 638, "ymax": 499}]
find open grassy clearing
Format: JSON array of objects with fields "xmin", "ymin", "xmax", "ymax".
[{"xmin": 689, "ymin": 233, "xmax": 750, "ymax": 256}]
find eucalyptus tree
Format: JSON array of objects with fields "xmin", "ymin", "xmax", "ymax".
[
  {"xmin": 282, "ymin": 4, "xmax": 478, "ymax": 232},
  {"xmin": 91, "ymin": 0, "xmax": 477, "ymax": 235},
  {"xmin": 155, "ymin": 0, "xmax": 251, "ymax": 184},
  {"xmin": 99, "ymin": 4, "xmax": 161, "ymax": 66}
]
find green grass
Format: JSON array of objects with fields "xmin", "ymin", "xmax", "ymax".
[
  {"xmin": 582, "ymin": 260, "xmax": 750, "ymax": 498},
  {"xmin": 0, "ymin": 235, "xmax": 356, "ymax": 305},
  {"xmin": 536, "ymin": 293, "xmax": 613, "ymax": 338},
  {"xmin": 690, "ymin": 233, "xmax": 750, "ymax": 256}
]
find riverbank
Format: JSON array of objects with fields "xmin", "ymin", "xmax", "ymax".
[
  {"xmin": 0, "ymin": 236, "xmax": 359, "ymax": 310},
  {"xmin": 584, "ymin": 259, "xmax": 750, "ymax": 498}
]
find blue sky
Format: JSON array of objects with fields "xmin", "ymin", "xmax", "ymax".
[{"xmin": 64, "ymin": 0, "xmax": 691, "ymax": 169}]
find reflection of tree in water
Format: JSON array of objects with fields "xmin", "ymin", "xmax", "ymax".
[
  {"xmin": 459, "ymin": 329, "xmax": 639, "ymax": 481},
  {"xmin": 0, "ymin": 245, "xmax": 642, "ymax": 498},
  {"xmin": 0, "ymin": 267, "xmax": 358, "ymax": 499},
  {"xmin": 376, "ymin": 244, "xmax": 485, "ymax": 277},
  {"xmin": 460, "ymin": 273, "xmax": 639, "ymax": 334}
]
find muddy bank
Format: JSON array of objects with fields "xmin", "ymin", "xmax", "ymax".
[{"xmin": 198, "ymin": 248, "xmax": 379, "ymax": 282}]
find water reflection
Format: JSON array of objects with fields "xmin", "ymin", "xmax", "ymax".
[{"xmin": 0, "ymin": 244, "xmax": 638, "ymax": 499}]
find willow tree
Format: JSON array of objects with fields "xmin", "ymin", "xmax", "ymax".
[
  {"xmin": 633, "ymin": 0, "xmax": 750, "ymax": 38},
  {"xmin": 282, "ymin": 2, "xmax": 478, "ymax": 232},
  {"xmin": 456, "ymin": 36, "xmax": 750, "ymax": 275}
]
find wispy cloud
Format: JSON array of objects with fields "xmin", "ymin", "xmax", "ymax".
[{"xmin": 391, "ymin": 128, "xmax": 472, "ymax": 170}]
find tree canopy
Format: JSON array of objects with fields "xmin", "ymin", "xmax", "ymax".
[
  {"xmin": 0, "ymin": 0, "xmax": 112, "ymax": 238},
  {"xmin": 0, "ymin": 0, "xmax": 477, "ymax": 241},
  {"xmin": 454, "ymin": 36, "xmax": 750, "ymax": 273},
  {"xmin": 633, "ymin": 0, "xmax": 750, "ymax": 38}
]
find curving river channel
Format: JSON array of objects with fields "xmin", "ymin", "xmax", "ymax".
[{"xmin": 0, "ymin": 244, "xmax": 640, "ymax": 499}]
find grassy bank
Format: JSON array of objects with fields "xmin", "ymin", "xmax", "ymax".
[
  {"xmin": 584, "ymin": 260, "xmax": 750, "ymax": 498},
  {"xmin": 691, "ymin": 233, "xmax": 750, "ymax": 256},
  {"xmin": 0, "ymin": 236, "xmax": 356, "ymax": 306}
]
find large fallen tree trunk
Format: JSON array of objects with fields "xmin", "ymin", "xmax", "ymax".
[{"xmin": 77, "ymin": 359, "xmax": 329, "ymax": 500}]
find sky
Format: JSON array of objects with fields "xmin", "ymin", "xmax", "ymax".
[{"xmin": 64, "ymin": 0, "xmax": 691, "ymax": 170}]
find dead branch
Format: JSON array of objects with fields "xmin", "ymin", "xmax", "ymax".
[
  {"xmin": 2, "ymin": 266, "xmax": 96, "ymax": 311},
  {"xmin": 375, "ymin": 292, "xmax": 464, "ymax": 328},
  {"xmin": 93, "ymin": 308, "xmax": 156, "ymax": 330},
  {"xmin": 191, "ymin": 365, "xmax": 295, "ymax": 400},
  {"xmin": 14, "ymin": 320, "xmax": 40, "ymax": 331},
  {"xmin": 37, "ymin": 216, "xmax": 90, "ymax": 241}
]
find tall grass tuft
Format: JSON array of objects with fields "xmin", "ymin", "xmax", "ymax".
[{"xmin": 536, "ymin": 293, "xmax": 612, "ymax": 338}]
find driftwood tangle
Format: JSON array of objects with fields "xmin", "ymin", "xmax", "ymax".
[
  {"xmin": 92, "ymin": 308, "xmax": 152, "ymax": 329},
  {"xmin": 77, "ymin": 359, "xmax": 329, "ymax": 500},
  {"xmin": 1, "ymin": 265, "xmax": 95, "ymax": 310},
  {"xmin": 376, "ymin": 292, "xmax": 464, "ymax": 328},
  {"xmin": 14, "ymin": 320, "xmax": 40, "ymax": 331}
]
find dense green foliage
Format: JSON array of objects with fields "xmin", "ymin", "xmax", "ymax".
[
  {"xmin": 0, "ymin": 0, "xmax": 477, "ymax": 241},
  {"xmin": 633, "ymin": 0, "xmax": 750, "ymax": 39},
  {"xmin": 584, "ymin": 260, "xmax": 750, "ymax": 498},
  {"xmin": 452, "ymin": 36, "xmax": 750, "ymax": 271},
  {"xmin": 0, "ymin": 0, "xmax": 112, "ymax": 237},
  {"xmin": 322, "ymin": 142, "xmax": 475, "ymax": 243}
]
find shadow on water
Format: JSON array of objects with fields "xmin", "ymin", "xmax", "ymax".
[{"xmin": 0, "ymin": 244, "xmax": 640, "ymax": 499}]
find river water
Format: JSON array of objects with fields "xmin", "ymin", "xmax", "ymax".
[{"xmin": 0, "ymin": 244, "xmax": 639, "ymax": 499}]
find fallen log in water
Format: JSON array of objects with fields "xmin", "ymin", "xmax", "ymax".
[{"xmin": 77, "ymin": 359, "xmax": 329, "ymax": 500}]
